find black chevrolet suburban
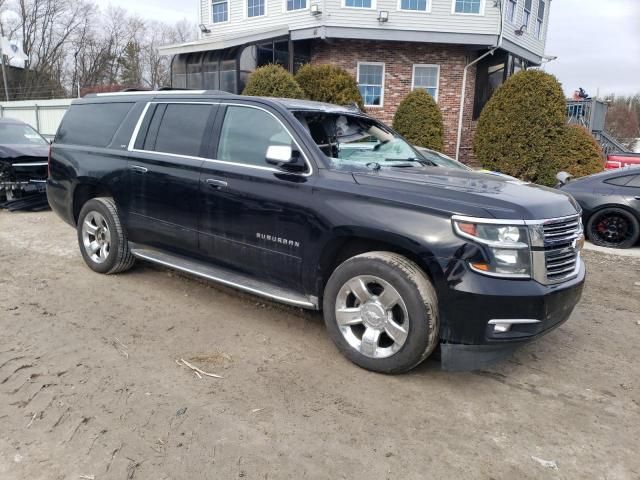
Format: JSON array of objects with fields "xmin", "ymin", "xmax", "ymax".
[{"xmin": 47, "ymin": 90, "xmax": 586, "ymax": 373}]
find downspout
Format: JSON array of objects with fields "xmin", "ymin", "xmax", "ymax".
[{"xmin": 455, "ymin": 0, "xmax": 506, "ymax": 161}]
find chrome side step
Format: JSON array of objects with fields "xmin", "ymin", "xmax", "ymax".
[{"xmin": 130, "ymin": 246, "xmax": 318, "ymax": 309}]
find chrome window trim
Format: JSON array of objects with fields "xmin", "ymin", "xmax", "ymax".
[{"xmin": 127, "ymin": 101, "xmax": 314, "ymax": 177}]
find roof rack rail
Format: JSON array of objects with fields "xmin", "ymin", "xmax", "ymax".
[{"xmin": 120, "ymin": 88, "xmax": 153, "ymax": 92}]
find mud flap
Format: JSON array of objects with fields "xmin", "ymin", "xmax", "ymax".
[{"xmin": 440, "ymin": 342, "xmax": 522, "ymax": 372}]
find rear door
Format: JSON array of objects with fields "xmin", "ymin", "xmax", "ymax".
[{"xmin": 126, "ymin": 101, "xmax": 217, "ymax": 253}]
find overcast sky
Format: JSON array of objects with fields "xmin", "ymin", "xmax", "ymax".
[{"xmin": 107, "ymin": 0, "xmax": 640, "ymax": 97}]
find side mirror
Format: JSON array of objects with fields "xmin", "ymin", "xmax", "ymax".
[
  {"xmin": 265, "ymin": 145, "xmax": 306, "ymax": 173},
  {"xmin": 555, "ymin": 171, "xmax": 573, "ymax": 187},
  {"xmin": 266, "ymin": 145, "xmax": 294, "ymax": 165}
]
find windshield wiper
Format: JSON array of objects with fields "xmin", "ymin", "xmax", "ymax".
[{"xmin": 384, "ymin": 158, "xmax": 432, "ymax": 167}]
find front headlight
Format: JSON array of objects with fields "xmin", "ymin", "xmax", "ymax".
[{"xmin": 452, "ymin": 218, "xmax": 531, "ymax": 278}]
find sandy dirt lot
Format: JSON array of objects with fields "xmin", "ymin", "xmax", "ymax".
[{"xmin": 1, "ymin": 210, "xmax": 639, "ymax": 480}]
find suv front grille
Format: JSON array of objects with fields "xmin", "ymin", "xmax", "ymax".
[
  {"xmin": 533, "ymin": 214, "xmax": 583, "ymax": 285},
  {"xmin": 542, "ymin": 217, "xmax": 581, "ymax": 242},
  {"xmin": 545, "ymin": 246, "xmax": 579, "ymax": 282}
]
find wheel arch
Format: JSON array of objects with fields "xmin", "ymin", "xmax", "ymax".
[
  {"xmin": 586, "ymin": 202, "xmax": 640, "ymax": 225},
  {"xmin": 72, "ymin": 180, "xmax": 114, "ymax": 225},
  {"xmin": 313, "ymin": 227, "xmax": 442, "ymax": 300}
]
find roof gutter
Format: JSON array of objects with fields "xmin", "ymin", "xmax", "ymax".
[{"xmin": 455, "ymin": 0, "xmax": 506, "ymax": 161}]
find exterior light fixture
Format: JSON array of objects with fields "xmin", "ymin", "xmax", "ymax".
[
  {"xmin": 377, "ymin": 10, "xmax": 389, "ymax": 22},
  {"xmin": 310, "ymin": 3, "xmax": 322, "ymax": 15},
  {"xmin": 199, "ymin": 24, "xmax": 211, "ymax": 34},
  {"xmin": 514, "ymin": 24, "xmax": 526, "ymax": 36}
]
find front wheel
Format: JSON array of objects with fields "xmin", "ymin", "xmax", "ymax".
[
  {"xmin": 77, "ymin": 197, "xmax": 135, "ymax": 274},
  {"xmin": 323, "ymin": 252, "xmax": 439, "ymax": 374},
  {"xmin": 586, "ymin": 208, "xmax": 640, "ymax": 249}
]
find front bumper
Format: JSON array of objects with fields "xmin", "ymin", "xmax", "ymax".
[{"xmin": 438, "ymin": 258, "xmax": 585, "ymax": 371}]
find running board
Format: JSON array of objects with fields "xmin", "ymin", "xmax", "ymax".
[{"xmin": 129, "ymin": 246, "xmax": 318, "ymax": 309}]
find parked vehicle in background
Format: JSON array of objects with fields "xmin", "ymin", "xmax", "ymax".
[
  {"xmin": 0, "ymin": 118, "xmax": 49, "ymax": 204},
  {"xmin": 605, "ymin": 152, "xmax": 640, "ymax": 170},
  {"xmin": 415, "ymin": 147, "xmax": 472, "ymax": 171},
  {"xmin": 557, "ymin": 168, "xmax": 640, "ymax": 248},
  {"xmin": 415, "ymin": 146, "xmax": 519, "ymax": 180},
  {"xmin": 48, "ymin": 91, "xmax": 586, "ymax": 373}
]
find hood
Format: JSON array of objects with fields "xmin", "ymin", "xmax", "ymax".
[
  {"xmin": 0, "ymin": 144, "xmax": 49, "ymax": 161},
  {"xmin": 352, "ymin": 166, "xmax": 580, "ymax": 220}
]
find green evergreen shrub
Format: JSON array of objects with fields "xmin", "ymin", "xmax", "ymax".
[
  {"xmin": 392, "ymin": 89, "xmax": 444, "ymax": 151},
  {"xmin": 554, "ymin": 124, "xmax": 604, "ymax": 178},
  {"xmin": 242, "ymin": 64, "xmax": 305, "ymax": 98},
  {"xmin": 295, "ymin": 64, "xmax": 364, "ymax": 108},
  {"xmin": 474, "ymin": 70, "xmax": 567, "ymax": 186}
]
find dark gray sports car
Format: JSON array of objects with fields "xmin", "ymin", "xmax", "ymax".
[{"xmin": 558, "ymin": 167, "xmax": 640, "ymax": 248}]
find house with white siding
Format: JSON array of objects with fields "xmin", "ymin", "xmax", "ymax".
[{"xmin": 159, "ymin": 0, "xmax": 552, "ymax": 162}]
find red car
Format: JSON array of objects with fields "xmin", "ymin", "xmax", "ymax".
[{"xmin": 605, "ymin": 152, "xmax": 640, "ymax": 170}]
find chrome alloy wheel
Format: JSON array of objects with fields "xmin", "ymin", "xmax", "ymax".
[
  {"xmin": 335, "ymin": 275, "xmax": 410, "ymax": 359},
  {"xmin": 81, "ymin": 211, "xmax": 111, "ymax": 264}
]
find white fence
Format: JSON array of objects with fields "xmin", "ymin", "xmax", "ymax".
[{"xmin": 0, "ymin": 98, "xmax": 72, "ymax": 139}]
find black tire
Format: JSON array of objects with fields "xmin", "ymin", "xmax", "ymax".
[
  {"xmin": 323, "ymin": 251, "xmax": 439, "ymax": 374},
  {"xmin": 586, "ymin": 207, "xmax": 640, "ymax": 249},
  {"xmin": 77, "ymin": 197, "xmax": 135, "ymax": 274}
]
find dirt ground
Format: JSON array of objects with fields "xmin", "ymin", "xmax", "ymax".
[{"xmin": 1, "ymin": 210, "xmax": 639, "ymax": 480}]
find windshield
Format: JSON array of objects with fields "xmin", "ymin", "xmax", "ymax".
[
  {"xmin": 0, "ymin": 123, "xmax": 48, "ymax": 146},
  {"xmin": 293, "ymin": 111, "xmax": 432, "ymax": 170}
]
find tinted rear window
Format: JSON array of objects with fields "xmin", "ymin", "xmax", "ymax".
[
  {"xmin": 605, "ymin": 175, "xmax": 634, "ymax": 186},
  {"xmin": 56, "ymin": 102, "xmax": 134, "ymax": 147},
  {"xmin": 151, "ymin": 103, "xmax": 213, "ymax": 157},
  {"xmin": 626, "ymin": 175, "xmax": 640, "ymax": 187}
]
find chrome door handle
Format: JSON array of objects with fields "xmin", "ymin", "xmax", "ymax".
[
  {"xmin": 206, "ymin": 178, "xmax": 228, "ymax": 188},
  {"xmin": 634, "ymin": 196, "xmax": 640, "ymax": 200},
  {"xmin": 129, "ymin": 165, "xmax": 148, "ymax": 173}
]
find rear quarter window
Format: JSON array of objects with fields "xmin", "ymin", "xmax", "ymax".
[
  {"xmin": 604, "ymin": 175, "xmax": 635, "ymax": 186},
  {"xmin": 56, "ymin": 102, "xmax": 134, "ymax": 147}
]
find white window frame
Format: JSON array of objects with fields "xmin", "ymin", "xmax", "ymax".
[
  {"xmin": 522, "ymin": 0, "xmax": 532, "ymax": 30},
  {"xmin": 211, "ymin": 0, "xmax": 230, "ymax": 24},
  {"xmin": 284, "ymin": 0, "xmax": 309, "ymax": 11},
  {"xmin": 357, "ymin": 61, "xmax": 385, "ymax": 108},
  {"xmin": 245, "ymin": 0, "xmax": 267, "ymax": 18},
  {"xmin": 451, "ymin": 0, "xmax": 485, "ymax": 15},
  {"xmin": 411, "ymin": 64, "xmax": 440, "ymax": 101},
  {"xmin": 505, "ymin": 0, "xmax": 517, "ymax": 24},
  {"xmin": 342, "ymin": 0, "xmax": 377, "ymax": 10},
  {"xmin": 397, "ymin": 0, "xmax": 431, "ymax": 13},
  {"xmin": 535, "ymin": 0, "xmax": 545, "ymax": 39}
]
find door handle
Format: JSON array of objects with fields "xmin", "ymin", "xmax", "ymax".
[
  {"xmin": 206, "ymin": 178, "xmax": 228, "ymax": 188},
  {"xmin": 129, "ymin": 165, "xmax": 148, "ymax": 174},
  {"xmin": 635, "ymin": 196, "xmax": 640, "ymax": 200}
]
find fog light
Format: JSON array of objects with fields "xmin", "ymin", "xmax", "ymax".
[
  {"xmin": 492, "ymin": 322, "xmax": 511, "ymax": 333},
  {"xmin": 488, "ymin": 318, "xmax": 541, "ymax": 333}
]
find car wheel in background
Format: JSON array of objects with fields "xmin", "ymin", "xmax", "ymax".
[
  {"xmin": 77, "ymin": 197, "xmax": 135, "ymax": 274},
  {"xmin": 586, "ymin": 207, "xmax": 640, "ymax": 249},
  {"xmin": 323, "ymin": 251, "xmax": 439, "ymax": 374}
]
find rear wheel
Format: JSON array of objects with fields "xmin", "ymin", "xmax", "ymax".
[
  {"xmin": 77, "ymin": 197, "xmax": 135, "ymax": 274},
  {"xmin": 323, "ymin": 252, "xmax": 439, "ymax": 374},
  {"xmin": 586, "ymin": 208, "xmax": 640, "ymax": 249}
]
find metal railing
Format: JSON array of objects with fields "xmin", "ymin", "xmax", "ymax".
[
  {"xmin": 566, "ymin": 99, "xmax": 631, "ymax": 155},
  {"xmin": 566, "ymin": 99, "xmax": 607, "ymax": 132}
]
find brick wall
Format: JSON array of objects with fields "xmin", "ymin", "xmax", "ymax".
[{"xmin": 310, "ymin": 39, "xmax": 479, "ymax": 165}]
